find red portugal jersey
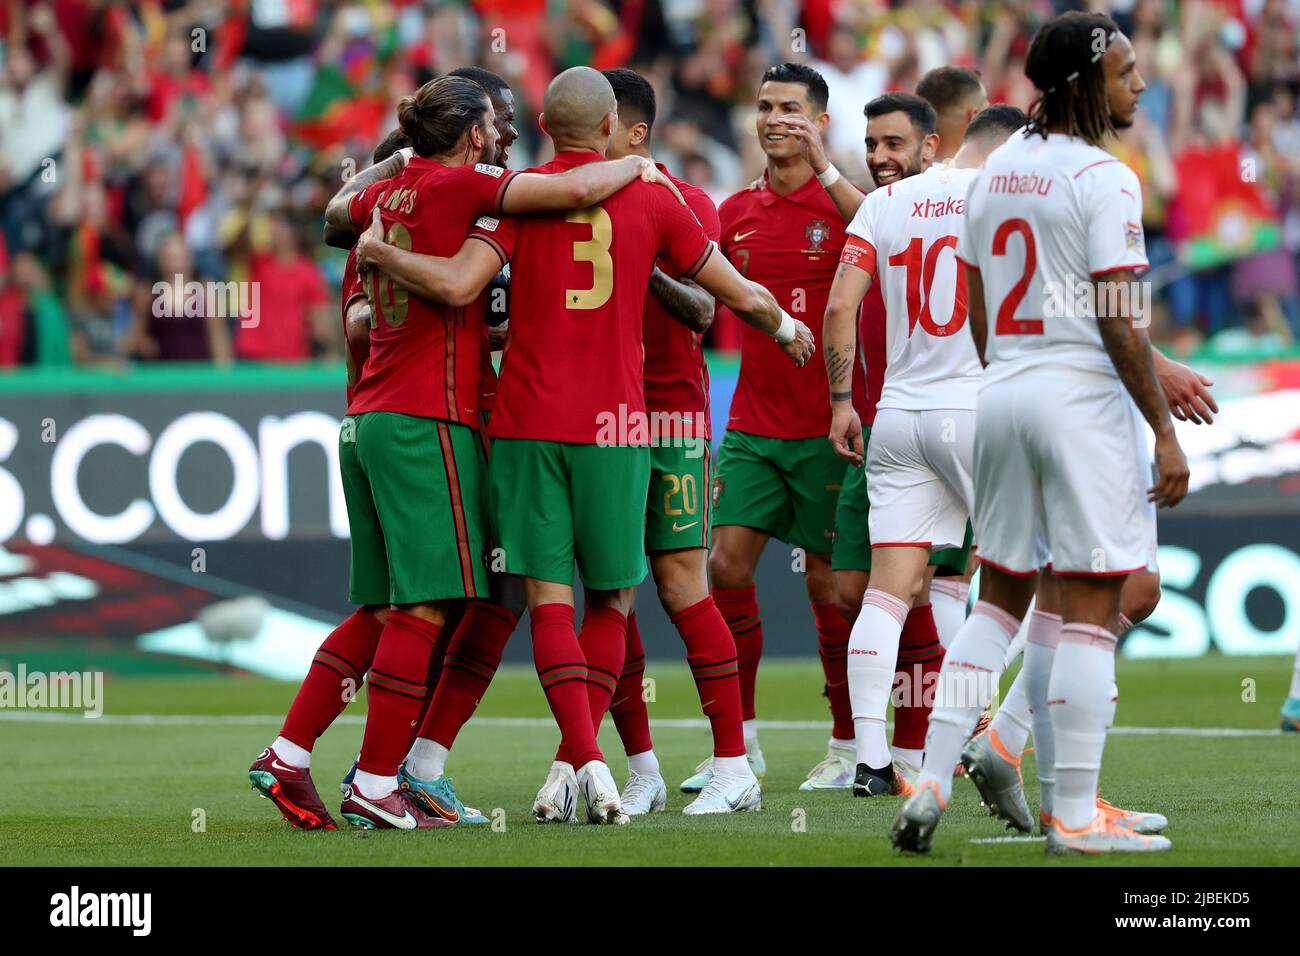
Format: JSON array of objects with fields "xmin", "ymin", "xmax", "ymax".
[
  {"xmin": 341, "ymin": 248, "xmax": 368, "ymax": 405},
  {"xmin": 858, "ymin": 281, "xmax": 886, "ymax": 426},
  {"xmin": 643, "ymin": 165, "xmax": 720, "ymax": 442},
  {"xmin": 345, "ymin": 157, "xmax": 517, "ymax": 425},
  {"xmin": 474, "ymin": 150, "xmax": 713, "ymax": 445},
  {"xmin": 716, "ymin": 170, "xmax": 859, "ymax": 439}
]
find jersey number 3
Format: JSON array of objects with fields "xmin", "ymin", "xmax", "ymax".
[{"xmin": 566, "ymin": 207, "xmax": 614, "ymax": 310}]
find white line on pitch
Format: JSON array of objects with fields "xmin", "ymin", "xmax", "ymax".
[
  {"xmin": 0, "ymin": 711, "xmax": 1284, "ymax": 737},
  {"xmin": 968, "ymin": 835, "xmax": 1048, "ymax": 844}
]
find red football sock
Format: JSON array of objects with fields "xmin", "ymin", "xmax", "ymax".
[
  {"xmin": 609, "ymin": 612, "xmax": 653, "ymax": 756},
  {"xmin": 357, "ymin": 610, "xmax": 441, "ymax": 776},
  {"xmin": 409, "ymin": 625, "xmax": 453, "ymax": 752},
  {"xmin": 279, "ymin": 609, "xmax": 384, "ymax": 751},
  {"xmin": 532, "ymin": 603, "xmax": 602, "ymax": 767},
  {"xmin": 417, "ymin": 601, "xmax": 518, "ymax": 750},
  {"xmin": 813, "ymin": 601, "xmax": 855, "ymax": 741},
  {"xmin": 674, "ymin": 596, "xmax": 745, "ymax": 758},
  {"xmin": 558, "ymin": 606, "xmax": 627, "ymax": 763},
  {"xmin": 712, "ymin": 584, "xmax": 763, "ymax": 722},
  {"xmin": 892, "ymin": 603, "xmax": 945, "ymax": 751}
]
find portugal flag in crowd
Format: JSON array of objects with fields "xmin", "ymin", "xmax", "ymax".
[
  {"xmin": 1169, "ymin": 142, "xmax": 1282, "ymax": 270},
  {"xmin": 291, "ymin": 62, "xmax": 389, "ymax": 151}
]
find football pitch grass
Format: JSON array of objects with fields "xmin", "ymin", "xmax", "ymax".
[{"xmin": 2, "ymin": 655, "xmax": 1297, "ymax": 866}]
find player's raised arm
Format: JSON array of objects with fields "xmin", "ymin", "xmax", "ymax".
[
  {"xmin": 500, "ymin": 155, "xmax": 684, "ymax": 212},
  {"xmin": 1094, "ymin": 269, "xmax": 1189, "ymax": 508},
  {"xmin": 777, "ymin": 113, "xmax": 866, "ymax": 223},
  {"xmin": 649, "ymin": 268, "xmax": 714, "ymax": 333},
  {"xmin": 691, "ymin": 250, "xmax": 815, "ymax": 366},
  {"xmin": 355, "ymin": 208, "xmax": 504, "ymax": 307},
  {"xmin": 323, "ymin": 147, "xmax": 413, "ymax": 249}
]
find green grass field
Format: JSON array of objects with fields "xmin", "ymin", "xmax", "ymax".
[{"xmin": 2, "ymin": 654, "xmax": 1297, "ymax": 866}]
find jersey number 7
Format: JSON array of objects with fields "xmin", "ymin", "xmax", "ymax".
[{"xmin": 887, "ymin": 235, "xmax": 968, "ymax": 337}]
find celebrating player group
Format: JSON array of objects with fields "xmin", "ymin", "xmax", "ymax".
[{"xmin": 246, "ymin": 9, "xmax": 1221, "ymax": 855}]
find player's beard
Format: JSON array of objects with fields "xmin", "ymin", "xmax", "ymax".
[{"xmin": 870, "ymin": 145, "xmax": 925, "ymax": 188}]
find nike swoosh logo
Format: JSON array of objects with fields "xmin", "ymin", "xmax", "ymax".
[
  {"xmin": 726, "ymin": 785, "xmax": 753, "ymax": 810},
  {"xmin": 673, "ymin": 521, "xmax": 700, "ymax": 532},
  {"xmin": 402, "ymin": 782, "xmax": 459, "ymax": 823},
  {"xmin": 733, "ymin": 230, "xmax": 757, "ymax": 242},
  {"xmin": 350, "ymin": 793, "xmax": 416, "ymax": 829},
  {"xmin": 271, "ymin": 759, "xmax": 298, "ymax": 774}
]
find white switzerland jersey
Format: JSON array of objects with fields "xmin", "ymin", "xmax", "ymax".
[
  {"xmin": 956, "ymin": 128, "xmax": 1149, "ymax": 386},
  {"xmin": 845, "ymin": 165, "xmax": 982, "ymax": 411}
]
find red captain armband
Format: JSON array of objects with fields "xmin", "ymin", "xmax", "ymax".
[{"xmin": 840, "ymin": 235, "xmax": 877, "ymax": 276}]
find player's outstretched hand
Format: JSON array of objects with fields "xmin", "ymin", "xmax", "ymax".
[
  {"xmin": 637, "ymin": 158, "xmax": 687, "ymax": 205},
  {"xmin": 1149, "ymin": 432, "xmax": 1190, "ymax": 508},
  {"xmin": 1157, "ymin": 359, "xmax": 1217, "ymax": 424},
  {"xmin": 355, "ymin": 207, "xmax": 385, "ymax": 270},
  {"xmin": 829, "ymin": 403, "xmax": 864, "ymax": 466},
  {"xmin": 782, "ymin": 319, "xmax": 815, "ymax": 367},
  {"xmin": 776, "ymin": 114, "xmax": 829, "ymax": 176}
]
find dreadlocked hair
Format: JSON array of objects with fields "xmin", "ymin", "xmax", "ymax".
[{"xmin": 1024, "ymin": 11, "xmax": 1120, "ymax": 146}]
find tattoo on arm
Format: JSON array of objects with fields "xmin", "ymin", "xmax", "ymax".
[
  {"xmin": 824, "ymin": 344, "xmax": 856, "ymax": 391},
  {"xmin": 649, "ymin": 267, "xmax": 714, "ymax": 333},
  {"xmin": 324, "ymin": 153, "xmax": 406, "ymax": 242},
  {"xmin": 1096, "ymin": 296, "xmax": 1173, "ymax": 437}
]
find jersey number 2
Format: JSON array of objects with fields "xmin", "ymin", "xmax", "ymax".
[
  {"xmin": 566, "ymin": 207, "xmax": 614, "ymax": 310},
  {"xmin": 991, "ymin": 218, "xmax": 1042, "ymax": 335}
]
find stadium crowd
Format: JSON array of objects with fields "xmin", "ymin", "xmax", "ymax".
[{"xmin": 0, "ymin": 0, "xmax": 1297, "ymax": 368}]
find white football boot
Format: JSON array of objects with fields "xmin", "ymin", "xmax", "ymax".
[
  {"xmin": 577, "ymin": 760, "xmax": 629, "ymax": 825},
  {"xmin": 679, "ymin": 745, "xmax": 765, "ymax": 793},
  {"xmin": 1045, "ymin": 812, "xmax": 1172, "ymax": 855},
  {"xmin": 682, "ymin": 765, "xmax": 761, "ymax": 815},
  {"xmin": 798, "ymin": 741, "xmax": 855, "ymax": 791},
  {"xmin": 532, "ymin": 760, "xmax": 578, "ymax": 824},
  {"xmin": 620, "ymin": 768, "xmax": 668, "ymax": 816}
]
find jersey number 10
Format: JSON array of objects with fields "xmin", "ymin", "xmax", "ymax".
[{"xmin": 886, "ymin": 235, "xmax": 968, "ymax": 338}]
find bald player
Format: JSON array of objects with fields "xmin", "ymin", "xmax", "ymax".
[
  {"xmin": 354, "ymin": 67, "xmax": 814, "ymax": 825},
  {"xmin": 916, "ymin": 67, "xmax": 989, "ymax": 164}
]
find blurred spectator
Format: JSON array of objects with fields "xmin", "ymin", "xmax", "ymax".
[{"xmin": 0, "ymin": 0, "xmax": 1294, "ymax": 367}]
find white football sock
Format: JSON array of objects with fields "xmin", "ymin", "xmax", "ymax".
[
  {"xmin": 1023, "ymin": 611, "xmax": 1062, "ymax": 814},
  {"xmin": 352, "ymin": 769, "xmax": 397, "ymax": 799},
  {"xmin": 989, "ymin": 667, "xmax": 1032, "ymax": 756},
  {"xmin": 929, "ymin": 579, "xmax": 969, "ymax": 650},
  {"xmin": 743, "ymin": 719, "xmax": 760, "ymax": 748},
  {"xmin": 405, "ymin": 737, "xmax": 449, "ymax": 781},
  {"xmin": 892, "ymin": 746, "xmax": 923, "ymax": 771},
  {"xmin": 916, "ymin": 601, "xmax": 1020, "ymax": 801},
  {"xmin": 1290, "ymin": 646, "xmax": 1300, "ymax": 700},
  {"xmin": 1048, "ymin": 624, "xmax": 1117, "ymax": 830},
  {"xmin": 848, "ymin": 589, "xmax": 909, "ymax": 768},
  {"xmin": 271, "ymin": 736, "xmax": 311, "ymax": 769},
  {"xmin": 713, "ymin": 754, "xmax": 750, "ymax": 776},
  {"xmin": 628, "ymin": 749, "xmax": 659, "ymax": 775},
  {"xmin": 1003, "ymin": 608, "xmax": 1032, "ymax": 668}
]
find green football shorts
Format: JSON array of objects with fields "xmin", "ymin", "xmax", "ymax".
[
  {"xmin": 710, "ymin": 430, "xmax": 843, "ymax": 554},
  {"xmin": 340, "ymin": 412, "xmax": 489, "ymax": 606},
  {"xmin": 488, "ymin": 438, "xmax": 651, "ymax": 591}
]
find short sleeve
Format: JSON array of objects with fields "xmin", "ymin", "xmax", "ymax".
[
  {"xmin": 456, "ymin": 162, "xmax": 520, "ymax": 217},
  {"xmin": 955, "ymin": 173, "xmax": 982, "ymax": 269},
  {"xmin": 842, "ymin": 193, "xmax": 881, "ymax": 278},
  {"xmin": 470, "ymin": 213, "xmax": 518, "ymax": 266},
  {"xmin": 655, "ymin": 191, "xmax": 713, "ymax": 280},
  {"xmin": 1085, "ymin": 163, "xmax": 1148, "ymax": 278},
  {"xmin": 348, "ymin": 182, "xmax": 381, "ymax": 229}
]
